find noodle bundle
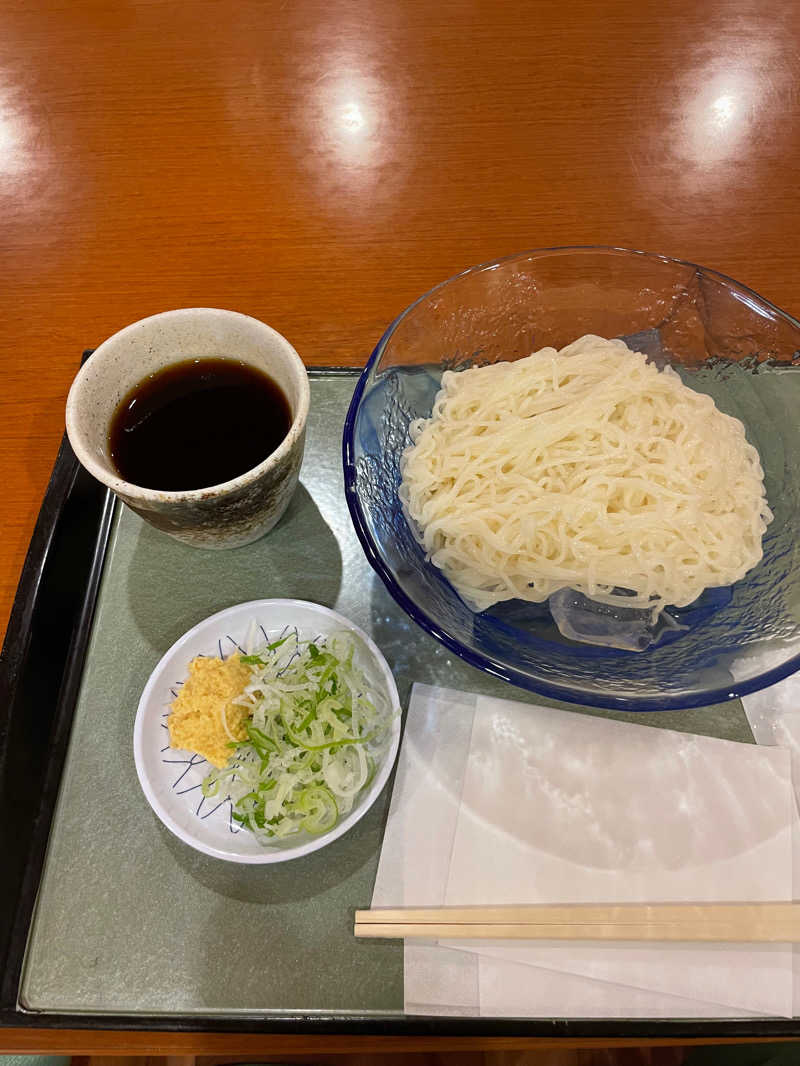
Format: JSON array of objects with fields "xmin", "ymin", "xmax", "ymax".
[{"xmin": 399, "ymin": 335, "xmax": 772, "ymax": 613}]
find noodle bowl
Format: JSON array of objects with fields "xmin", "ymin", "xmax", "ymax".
[{"xmin": 399, "ymin": 335, "xmax": 772, "ymax": 614}]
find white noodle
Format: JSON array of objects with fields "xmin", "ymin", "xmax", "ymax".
[{"xmin": 399, "ymin": 335, "xmax": 772, "ymax": 613}]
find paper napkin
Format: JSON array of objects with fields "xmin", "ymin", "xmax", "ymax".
[{"xmin": 373, "ymin": 684, "xmax": 794, "ymax": 1017}]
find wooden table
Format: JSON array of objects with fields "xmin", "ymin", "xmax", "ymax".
[{"xmin": 2, "ymin": 0, "xmax": 799, "ymax": 1053}]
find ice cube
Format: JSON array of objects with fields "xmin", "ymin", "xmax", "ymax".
[{"xmin": 548, "ymin": 588, "xmax": 686, "ymax": 652}]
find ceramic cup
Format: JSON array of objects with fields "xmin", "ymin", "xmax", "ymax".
[{"xmin": 65, "ymin": 308, "xmax": 310, "ymax": 549}]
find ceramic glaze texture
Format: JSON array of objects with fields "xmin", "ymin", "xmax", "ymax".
[{"xmin": 65, "ymin": 308, "xmax": 310, "ymax": 548}]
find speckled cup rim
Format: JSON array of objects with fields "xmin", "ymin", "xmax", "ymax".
[{"xmin": 65, "ymin": 308, "xmax": 310, "ymax": 505}]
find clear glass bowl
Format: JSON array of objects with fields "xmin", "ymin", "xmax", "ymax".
[{"xmin": 342, "ymin": 247, "xmax": 800, "ymax": 710}]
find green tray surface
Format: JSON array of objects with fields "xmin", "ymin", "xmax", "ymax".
[{"xmin": 20, "ymin": 372, "xmax": 752, "ymax": 1016}]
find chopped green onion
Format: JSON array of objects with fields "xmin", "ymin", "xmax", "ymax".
[
  {"xmin": 202, "ymin": 629, "xmax": 393, "ymax": 844},
  {"xmin": 298, "ymin": 786, "xmax": 338, "ymax": 833},
  {"xmin": 240, "ymin": 636, "xmax": 290, "ymax": 665}
]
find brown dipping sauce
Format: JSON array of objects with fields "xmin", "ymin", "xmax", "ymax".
[{"xmin": 108, "ymin": 358, "xmax": 292, "ymax": 491}]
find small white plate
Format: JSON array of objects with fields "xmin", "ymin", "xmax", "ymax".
[{"xmin": 133, "ymin": 599, "xmax": 401, "ymax": 863}]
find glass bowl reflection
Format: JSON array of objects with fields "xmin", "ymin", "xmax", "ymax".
[{"xmin": 342, "ymin": 247, "xmax": 800, "ymax": 710}]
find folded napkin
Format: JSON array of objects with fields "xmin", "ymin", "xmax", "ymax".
[
  {"xmin": 373, "ymin": 683, "xmax": 794, "ymax": 1018},
  {"xmin": 404, "ymin": 943, "xmax": 759, "ymax": 1018},
  {"xmin": 742, "ymin": 671, "xmax": 800, "ymax": 1017}
]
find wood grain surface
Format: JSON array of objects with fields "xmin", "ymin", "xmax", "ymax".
[
  {"xmin": 85, "ymin": 1051, "xmax": 689, "ymax": 1066},
  {"xmin": 0, "ymin": 1030, "xmax": 792, "ymax": 1055},
  {"xmin": 2, "ymin": 0, "xmax": 800, "ymax": 1049},
  {"xmin": 3, "ymin": 0, "xmax": 800, "ymax": 641}
]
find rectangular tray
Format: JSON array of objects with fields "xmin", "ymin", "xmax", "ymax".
[{"xmin": 1, "ymin": 365, "xmax": 794, "ymax": 1039}]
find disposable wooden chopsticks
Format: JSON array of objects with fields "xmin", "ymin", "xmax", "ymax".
[{"xmin": 354, "ymin": 903, "xmax": 800, "ymax": 942}]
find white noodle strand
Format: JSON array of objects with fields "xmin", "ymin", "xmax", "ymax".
[{"xmin": 399, "ymin": 335, "xmax": 772, "ymax": 613}]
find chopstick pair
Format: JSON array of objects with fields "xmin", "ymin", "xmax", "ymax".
[{"xmin": 354, "ymin": 903, "xmax": 800, "ymax": 942}]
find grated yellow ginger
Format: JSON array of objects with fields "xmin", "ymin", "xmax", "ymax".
[{"xmin": 167, "ymin": 653, "xmax": 251, "ymax": 768}]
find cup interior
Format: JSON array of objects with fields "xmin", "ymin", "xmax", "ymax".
[{"xmin": 66, "ymin": 309, "xmax": 308, "ymax": 496}]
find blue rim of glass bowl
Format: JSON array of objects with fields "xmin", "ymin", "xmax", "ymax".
[{"xmin": 342, "ymin": 244, "xmax": 800, "ymax": 711}]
